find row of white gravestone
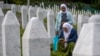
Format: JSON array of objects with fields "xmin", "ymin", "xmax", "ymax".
[
  {"xmin": 2, "ymin": 0, "xmax": 98, "ymax": 15},
  {"xmin": 72, "ymin": 14, "xmax": 78, "ymax": 25},
  {"xmin": 73, "ymin": 15, "xmax": 100, "ymax": 56},
  {"xmin": 36, "ymin": 7, "xmax": 47, "ymax": 21},
  {"xmin": 77, "ymin": 14, "xmax": 90, "ymax": 35},
  {"xmin": 72, "ymin": 14, "xmax": 90, "ymax": 35},
  {"xmin": 20, "ymin": 5, "xmax": 55, "ymax": 43},
  {"xmin": 20, "ymin": 5, "xmax": 92, "ymax": 33},
  {"xmin": 1, "ymin": 2, "xmax": 100, "ymax": 15},
  {"xmin": 20, "ymin": 4, "xmax": 92, "ymax": 40},
  {"xmin": 11, "ymin": 5, "xmax": 39, "ymax": 29},
  {"xmin": 71, "ymin": 9, "xmax": 92, "ymax": 15},
  {"xmin": 40, "ymin": 2, "xmax": 92, "ymax": 15},
  {"xmin": 21, "ymin": 6, "xmax": 36, "ymax": 29},
  {"xmin": 1, "ymin": 6, "xmax": 100, "ymax": 56},
  {"xmin": 0, "ymin": 7, "xmax": 4, "ymax": 56},
  {"xmin": 21, "ymin": 5, "xmax": 47, "ymax": 29},
  {"xmin": 21, "ymin": 4, "xmax": 55, "ymax": 42},
  {"xmin": 0, "ymin": 7, "xmax": 55, "ymax": 56},
  {"xmin": 3, "ymin": 4, "xmax": 93, "ymax": 42},
  {"xmin": 11, "ymin": 4, "xmax": 16, "ymax": 14}
]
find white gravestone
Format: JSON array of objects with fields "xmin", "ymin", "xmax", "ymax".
[
  {"xmin": 73, "ymin": 15, "xmax": 78, "ymax": 25},
  {"xmin": 77, "ymin": 14, "xmax": 90, "ymax": 35},
  {"xmin": 11, "ymin": 4, "xmax": 16, "ymax": 14},
  {"xmin": 22, "ymin": 17, "xmax": 50, "ymax": 56},
  {"xmin": 28, "ymin": 6, "xmax": 36, "ymax": 20},
  {"xmin": 16, "ymin": 5, "xmax": 21, "ymax": 13},
  {"xmin": 0, "ymin": 2, "xmax": 4, "ymax": 9},
  {"xmin": 36, "ymin": 7, "xmax": 46, "ymax": 21},
  {"xmin": 73, "ymin": 15, "xmax": 100, "ymax": 56},
  {"xmin": 47, "ymin": 9, "xmax": 55, "ymax": 42},
  {"xmin": 34, "ymin": 5, "xmax": 38, "ymax": 11},
  {"xmin": 21, "ymin": 6, "xmax": 28, "ymax": 29},
  {"xmin": 2, "ymin": 11, "xmax": 20, "ymax": 56},
  {"xmin": 0, "ymin": 7, "xmax": 4, "ymax": 56}
]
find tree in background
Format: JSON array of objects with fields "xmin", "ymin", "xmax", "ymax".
[{"xmin": 4, "ymin": 0, "xmax": 100, "ymax": 10}]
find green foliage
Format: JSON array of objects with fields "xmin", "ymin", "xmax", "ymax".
[
  {"xmin": 20, "ymin": 26, "xmax": 24, "ymax": 56},
  {"xmin": 13, "ymin": 0, "xmax": 22, "ymax": 5},
  {"xmin": 51, "ymin": 42, "xmax": 74, "ymax": 56},
  {"xmin": 43, "ymin": 18, "xmax": 47, "ymax": 30},
  {"xmin": 6, "ymin": 0, "xmax": 100, "ymax": 10},
  {"xmin": 51, "ymin": 51, "xmax": 66, "ymax": 56},
  {"xmin": 73, "ymin": 24, "xmax": 77, "ymax": 30},
  {"xmin": 2, "ymin": 9, "xmax": 10, "ymax": 14},
  {"xmin": 91, "ymin": 4, "xmax": 100, "ymax": 10},
  {"xmin": 50, "ymin": 44, "xmax": 66, "ymax": 56},
  {"xmin": 20, "ymin": 26, "xmax": 24, "ymax": 37}
]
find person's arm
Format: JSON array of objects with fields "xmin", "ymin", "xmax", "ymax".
[
  {"xmin": 68, "ymin": 12, "xmax": 73, "ymax": 25},
  {"xmin": 59, "ymin": 30, "xmax": 64, "ymax": 39},
  {"xmin": 67, "ymin": 29, "xmax": 78, "ymax": 43}
]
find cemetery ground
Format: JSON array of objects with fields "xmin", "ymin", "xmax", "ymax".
[{"xmin": 2, "ymin": 9, "xmax": 77, "ymax": 56}]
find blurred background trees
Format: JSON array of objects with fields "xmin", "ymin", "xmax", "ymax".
[{"xmin": 3, "ymin": 0, "xmax": 100, "ymax": 10}]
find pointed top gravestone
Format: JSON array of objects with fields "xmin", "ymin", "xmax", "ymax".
[
  {"xmin": 0, "ymin": 2, "xmax": 4, "ymax": 9},
  {"xmin": 28, "ymin": 6, "xmax": 36, "ymax": 20},
  {"xmin": 73, "ymin": 15, "xmax": 78, "ymax": 25},
  {"xmin": 21, "ymin": 6, "xmax": 28, "ymax": 29},
  {"xmin": 2, "ymin": 11, "xmax": 19, "ymax": 25},
  {"xmin": 89, "ymin": 15, "xmax": 100, "ymax": 23},
  {"xmin": 0, "ymin": 7, "xmax": 4, "ymax": 56},
  {"xmin": 0, "ymin": 8, "xmax": 4, "ymax": 24},
  {"xmin": 47, "ymin": 9, "xmax": 54, "ymax": 16},
  {"xmin": 22, "ymin": 17, "xmax": 50, "ymax": 56},
  {"xmin": 36, "ymin": 7, "xmax": 46, "ymax": 21},
  {"xmin": 2, "ymin": 11, "xmax": 20, "ymax": 56},
  {"xmin": 77, "ymin": 14, "xmax": 90, "ymax": 34},
  {"xmin": 0, "ymin": 8, "xmax": 4, "ymax": 16},
  {"xmin": 11, "ymin": 4, "xmax": 16, "ymax": 14},
  {"xmin": 73, "ymin": 15, "xmax": 100, "ymax": 56},
  {"xmin": 47, "ymin": 9, "xmax": 55, "ymax": 42}
]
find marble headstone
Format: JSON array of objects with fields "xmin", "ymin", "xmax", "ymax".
[
  {"xmin": 73, "ymin": 15, "xmax": 100, "ymax": 56},
  {"xmin": 47, "ymin": 9, "xmax": 55, "ymax": 42},
  {"xmin": 0, "ymin": 7, "xmax": 4, "ymax": 56},
  {"xmin": 36, "ymin": 7, "xmax": 46, "ymax": 21},
  {"xmin": 77, "ymin": 14, "xmax": 90, "ymax": 35},
  {"xmin": 0, "ymin": 2, "xmax": 4, "ymax": 9},
  {"xmin": 2, "ymin": 11, "xmax": 20, "ymax": 56},
  {"xmin": 73, "ymin": 15, "xmax": 78, "ymax": 25},
  {"xmin": 28, "ymin": 6, "xmax": 36, "ymax": 20},
  {"xmin": 22, "ymin": 17, "xmax": 50, "ymax": 56},
  {"xmin": 11, "ymin": 4, "xmax": 16, "ymax": 14},
  {"xmin": 21, "ymin": 6, "xmax": 28, "ymax": 29},
  {"xmin": 16, "ymin": 5, "xmax": 21, "ymax": 13}
]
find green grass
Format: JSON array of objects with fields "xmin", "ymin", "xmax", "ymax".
[
  {"xmin": 73, "ymin": 24, "xmax": 77, "ymax": 30},
  {"xmin": 50, "ymin": 43, "xmax": 74, "ymax": 56},
  {"xmin": 20, "ymin": 26, "xmax": 24, "ymax": 56},
  {"xmin": 51, "ymin": 44, "xmax": 66, "ymax": 56}
]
